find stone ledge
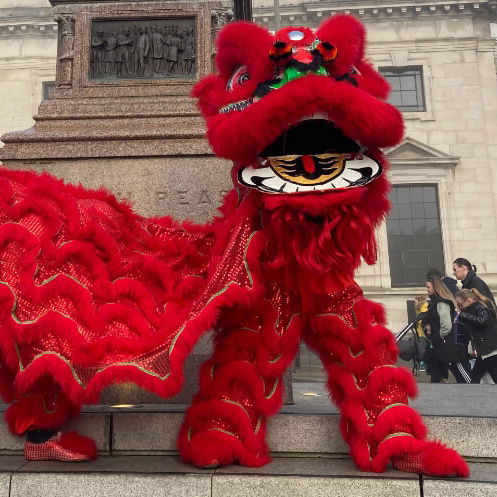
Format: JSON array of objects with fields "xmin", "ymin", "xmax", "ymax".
[
  {"xmin": 0, "ymin": 456, "xmax": 494, "ymax": 497},
  {"xmin": 0, "ymin": 408, "xmax": 494, "ymax": 459}
]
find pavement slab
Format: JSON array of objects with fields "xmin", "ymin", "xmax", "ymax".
[{"xmin": 0, "ymin": 456, "xmax": 494, "ymax": 497}]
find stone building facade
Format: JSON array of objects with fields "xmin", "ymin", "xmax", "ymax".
[
  {"xmin": 0, "ymin": 0, "xmax": 57, "ymax": 143},
  {"xmin": 252, "ymin": 0, "xmax": 497, "ymax": 330},
  {"xmin": 1, "ymin": 0, "xmax": 497, "ymax": 330}
]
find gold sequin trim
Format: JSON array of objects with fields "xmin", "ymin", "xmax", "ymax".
[
  {"xmin": 379, "ymin": 432, "xmax": 415, "ymax": 446},
  {"xmin": 207, "ymin": 427, "xmax": 239, "ymax": 439},
  {"xmin": 265, "ymin": 378, "xmax": 279, "ymax": 399}
]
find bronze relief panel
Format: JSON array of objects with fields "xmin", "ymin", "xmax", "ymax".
[{"xmin": 90, "ymin": 18, "xmax": 196, "ymax": 80}]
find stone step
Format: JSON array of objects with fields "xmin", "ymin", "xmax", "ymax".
[
  {"xmin": 0, "ymin": 455, "xmax": 495, "ymax": 497},
  {"xmin": 0, "ymin": 400, "xmax": 495, "ymax": 461},
  {"xmin": 0, "ymin": 384, "xmax": 495, "ymax": 460}
]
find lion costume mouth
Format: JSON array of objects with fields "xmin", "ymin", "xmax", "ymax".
[{"xmin": 238, "ymin": 119, "xmax": 382, "ymax": 194}]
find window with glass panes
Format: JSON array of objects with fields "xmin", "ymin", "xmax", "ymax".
[
  {"xmin": 387, "ymin": 185, "xmax": 444, "ymax": 287},
  {"xmin": 379, "ymin": 66, "xmax": 425, "ymax": 112}
]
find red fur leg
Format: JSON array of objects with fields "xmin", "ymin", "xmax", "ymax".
[
  {"xmin": 179, "ymin": 301, "xmax": 302, "ymax": 468},
  {"xmin": 25, "ymin": 431, "xmax": 97, "ymax": 462},
  {"xmin": 306, "ymin": 296, "xmax": 469, "ymax": 478}
]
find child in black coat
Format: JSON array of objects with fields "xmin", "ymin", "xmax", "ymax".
[{"xmin": 456, "ymin": 288, "xmax": 497, "ymax": 383}]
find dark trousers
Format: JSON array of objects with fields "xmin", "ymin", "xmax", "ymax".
[
  {"xmin": 428, "ymin": 360, "xmax": 448, "ymax": 383},
  {"xmin": 471, "ymin": 355, "xmax": 497, "ymax": 383},
  {"xmin": 449, "ymin": 360, "xmax": 472, "ymax": 384}
]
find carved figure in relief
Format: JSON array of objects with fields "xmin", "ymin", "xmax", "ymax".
[
  {"xmin": 167, "ymin": 27, "xmax": 180, "ymax": 75},
  {"xmin": 136, "ymin": 26, "xmax": 150, "ymax": 76},
  {"xmin": 150, "ymin": 26, "xmax": 164, "ymax": 73},
  {"xmin": 91, "ymin": 31, "xmax": 104, "ymax": 76},
  {"xmin": 115, "ymin": 28, "xmax": 132, "ymax": 77},
  {"xmin": 103, "ymin": 31, "xmax": 117, "ymax": 74},
  {"xmin": 184, "ymin": 28, "xmax": 195, "ymax": 75},
  {"xmin": 0, "ymin": 15, "xmax": 468, "ymax": 478}
]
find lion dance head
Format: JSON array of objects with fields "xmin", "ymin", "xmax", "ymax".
[{"xmin": 193, "ymin": 15, "xmax": 404, "ymax": 275}]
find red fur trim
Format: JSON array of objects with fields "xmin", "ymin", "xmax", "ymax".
[
  {"xmin": 179, "ymin": 429, "xmax": 270, "ymax": 468},
  {"xmin": 5, "ymin": 393, "xmax": 75, "ymax": 435},
  {"xmin": 340, "ymin": 399, "xmax": 369, "ymax": 437},
  {"xmin": 315, "ymin": 15, "xmax": 365, "ymax": 77},
  {"xmin": 371, "ymin": 435, "xmax": 424, "ymax": 473},
  {"xmin": 262, "ymin": 199, "xmax": 379, "ymax": 274},
  {"xmin": 372, "ymin": 405, "xmax": 427, "ymax": 443},
  {"xmin": 366, "ymin": 366, "xmax": 418, "ymax": 400},
  {"xmin": 58, "ymin": 431, "xmax": 97, "ymax": 460},
  {"xmin": 205, "ymin": 75, "xmax": 403, "ymax": 164},
  {"xmin": 354, "ymin": 299, "xmax": 387, "ymax": 329},
  {"xmin": 355, "ymin": 60, "xmax": 391, "ymax": 100},
  {"xmin": 205, "ymin": 361, "xmax": 284, "ymax": 416},
  {"xmin": 183, "ymin": 399, "xmax": 262, "ymax": 451},
  {"xmin": 348, "ymin": 437, "xmax": 373, "ymax": 472}
]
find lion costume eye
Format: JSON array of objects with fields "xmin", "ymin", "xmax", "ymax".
[{"xmin": 227, "ymin": 65, "xmax": 250, "ymax": 91}]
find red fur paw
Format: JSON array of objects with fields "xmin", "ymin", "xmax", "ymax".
[
  {"xmin": 181, "ymin": 431, "xmax": 237, "ymax": 468},
  {"xmin": 24, "ymin": 431, "xmax": 97, "ymax": 462},
  {"xmin": 391, "ymin": 441, "xmax": 469, "ymax": 478},
  {"xmin": 180, "ymin": 430, "xmax": 270, "ymax": 468}
]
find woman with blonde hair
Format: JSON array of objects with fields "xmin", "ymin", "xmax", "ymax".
[
  {"xmin": 456, "ymin": 288, "xmax": 497, "ymax": 383},
  {"xmin": 424, "ymin": 276, "xmax": 471, "ymax": 383}
]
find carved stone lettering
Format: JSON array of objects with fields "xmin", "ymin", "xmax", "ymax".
[
  {"xmin": 176, "ymin": 190, "xmax": 190, "ymax": 205},
  {"xmin": 90, "ymin": 18, "xmax": 196, "ymax": 80},
  {"xmin": 155, "ymin": 189, "xmax": 229, "ymax": 207},
  {"xmin": 198, "ymin": 190, "xmax": 212, "ymax": 205}
]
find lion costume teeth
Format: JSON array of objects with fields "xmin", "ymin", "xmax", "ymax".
[{"xmin": 239, "ymin": 153, "xmax": 381, "ymax": 193}]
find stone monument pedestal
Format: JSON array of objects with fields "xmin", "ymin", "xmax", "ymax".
[
  {"xmin": 1, "ymin": 0, "xmax": 234, "ymax": 221},
  {"xmin": 0, "ymin": 0, "xmax": 293, "ymax": 405}
]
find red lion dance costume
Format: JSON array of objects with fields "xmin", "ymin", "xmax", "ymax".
[{"xmin": 0, "ymin": 15, "xmax": 468, "ymax": 477}]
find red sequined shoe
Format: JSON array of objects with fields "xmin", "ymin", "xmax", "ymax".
[
  {"xmin": 24, "ymin": 431, "xmax": 97, "ymax": 462},
  {"xmin": 391, "ymin": 440, "xmax": 469, "ymax": 477}
]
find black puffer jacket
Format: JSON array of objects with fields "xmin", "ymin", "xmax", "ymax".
[
  {"xmin": 458, "ymin": 301, "xmax": 497, "ymax": 357},
  {"xmin": 462, "ymin": 271, "xmax": 496, "ymax": 306}
]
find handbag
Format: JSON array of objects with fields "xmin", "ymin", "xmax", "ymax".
[{"xmin": 398, "ymin": 332, "xmax": 428, "ymax": 362}]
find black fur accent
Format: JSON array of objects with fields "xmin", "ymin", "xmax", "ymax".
[
  {"xmin": 291, "ymin": 53, "xmax": 324, "ymax": 74},
  {"xmin": 253, "ymin": 80, "xmax": 280, "ymax": 98},
  {"xmin": 269, "ymin": 51, "xmax": 292, "ymax": 61},
  {"xmin": 335, "ymin": 72, "xmax": 358, "ymax": 87}
]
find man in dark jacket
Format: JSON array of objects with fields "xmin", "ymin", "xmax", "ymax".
[{"xmin": 452, "ymin": 258, "xmax": 496, "ymax": 306}]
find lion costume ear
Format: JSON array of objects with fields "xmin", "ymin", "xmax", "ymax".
[
  {"xmin": 315, "ymin": 14, "xmax": 366, "ymax": 76},
  {"xmin": 214, "ymin": 21, "xmax": 274, "ymax": 79}
]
